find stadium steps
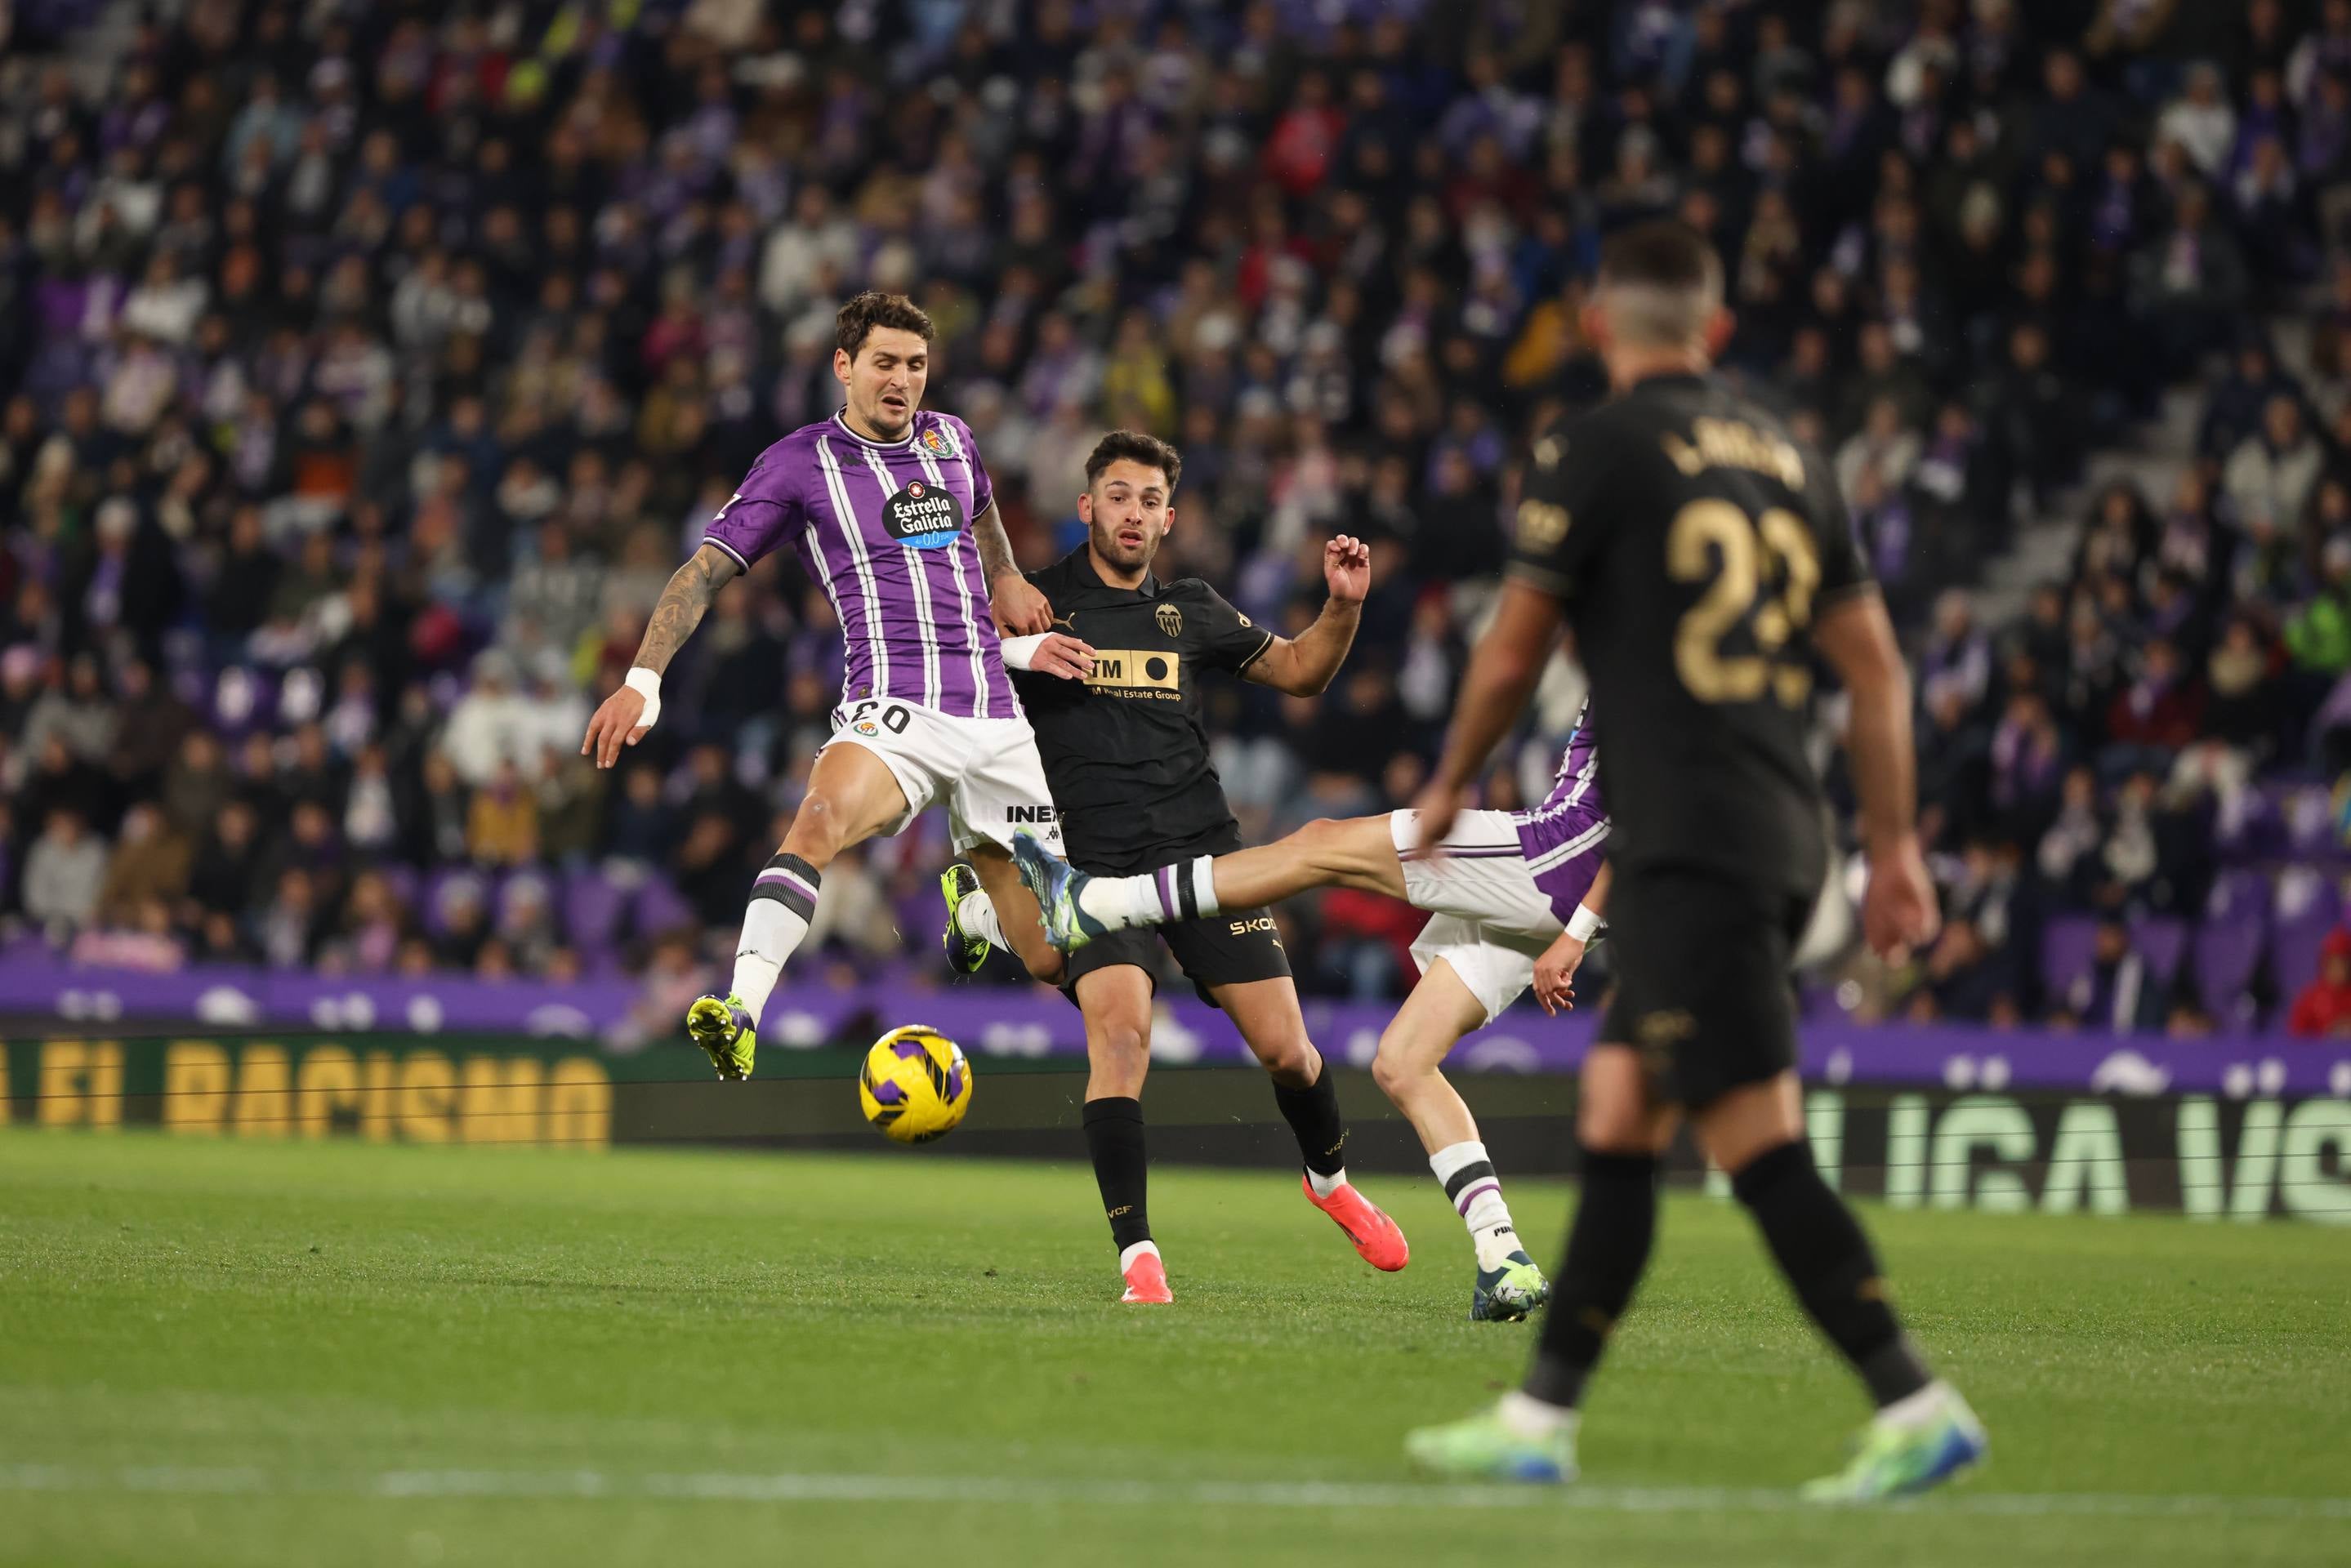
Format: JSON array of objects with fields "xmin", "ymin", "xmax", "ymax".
[
  {"xmin": 1980, "ymin": 308, "xmax": 2313, "ymax": 628},
  {"xmin": 1976, "ymin": 385, "xmax": 2206, "ymax": 626}
]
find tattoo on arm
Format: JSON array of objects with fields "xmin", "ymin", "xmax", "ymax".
[
  {"xmin": 634, "ymin": 545, "xmax": 739, "ymax": 675},
  {"xmin": 972, "ymin": 502, "xmax": 1018, "ymax": 581}
]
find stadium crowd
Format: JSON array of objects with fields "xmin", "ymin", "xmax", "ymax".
[{"xmin": 3, "ymin": 0, "xmax": 2351, "ymax": 1036}]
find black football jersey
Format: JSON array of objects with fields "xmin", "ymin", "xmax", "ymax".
[
  {"xmin": 1508, "ymin": 372, "xmax": 1873, "ymax": 898},
  {"xmin": 1015, "ymin": 549, "xmax": 1274, "ymax": 874}
]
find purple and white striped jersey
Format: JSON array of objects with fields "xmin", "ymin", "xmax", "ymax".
[
  {"xmin": 1512, "ymin": 700, "xmax": 1608, "ymax": 923},
  {"xmin": 698, "ymin": 409, "xmax": 1020, "ymax": 719}
]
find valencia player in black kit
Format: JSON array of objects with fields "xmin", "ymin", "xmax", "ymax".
[
  {"xmin": 1403, "ymin": 222, "xmax": 1987, "ymax": 1499},
  {"xmin": 940, "ymin": 431, "xmax": 1407, "ymax": 1304}
]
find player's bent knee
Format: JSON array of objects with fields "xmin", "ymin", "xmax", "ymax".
[
  {"xmin": 1577, "ymin": 1080, "xmax": 1659, "ymax": 1155},
  {"xmin": 781, "ymin": 795, "xmax": 849, "ymax": 864},
  {"xmin": 1087, "ymin": 1018, "xmax": 1149, "ymax": 1067},
  {"xmin": 1247, "ymin": 1031, "xmax": 1317, "ymax": 1083},
  {"xmin": 1369, "ymin": 1040, "xmax": 1439, "ymax": 1102}
]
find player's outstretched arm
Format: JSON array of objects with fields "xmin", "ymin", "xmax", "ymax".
[
  {"xmin": 1812, "ymin": 589, "xmax": 1939, "ymax": 960},
  {"xmin": 973, "ymin": 501, "xmax": 1053, "ymax": 635},
  {"xmin": 581, "ymin": 543, "xmax": 740, "ymax": 768},
  {"xmin": 999, "ymin": 631, "xmax": 1096, "ymax": 679},
  {"xmin": 1414, "ymin": 580, "xmax": 1564, "ymax": 844},
  {"xmin": 1245, "ymin": 535, "xmax": 1368, "ymax": 696}
]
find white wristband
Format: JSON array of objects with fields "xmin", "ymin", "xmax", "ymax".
[
  {"xmin": 998, "ymin": 634, "xmax": 1047, "ymax": 671},
  {"xmin": 1567, "ymin": 905, "xmax": 1602, "ymax": 942},
  {"xmin": 623, "ymin": 666, "xmax": 662, "ymax": 730}
]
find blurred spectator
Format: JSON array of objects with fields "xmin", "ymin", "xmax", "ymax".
[
  {"xmin": 2224, "ymin": 395, "xmax": 2325, "ymax": 542},
  {"xmin": 96, "ymin": 803, "xmax": 190, "ymax": 928},
  {"xmin": 24, "ymin": 807, "xmax": 106, "ymax": 934},
  {"xmin": 2287, "ymin": 929, "xmax": 2351, "ymax": 1037},
  {"xmin": 2055, "ymin": 918, "xmax": 2166, "ymax": 1036},
  {"xmin": 440, "ymin": 651, "xmax": 531, "ymax": 788},
  {"xmin": 466, "ymin": 760, "xmax": 540, "ymax": 868}
]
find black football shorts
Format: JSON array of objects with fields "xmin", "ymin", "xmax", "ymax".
[
  {"xmin": 1062, "ymin": 906, "xmax": 1292, "ymax": 1008},
  {"xmin": 1598, "ymin": 868, "xmax": 1818, "ymax": 1108}
]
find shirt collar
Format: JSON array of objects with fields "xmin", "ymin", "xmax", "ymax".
[
  {"xmin": 1064, "ymin": 547, "xmax": 1158, "ymax": 598},
  {"xmin": 830, "ymin": 408, "xmax": 917, "ymax": 449}
]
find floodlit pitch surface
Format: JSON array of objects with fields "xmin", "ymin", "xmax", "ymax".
[{"xmin": 2, "ymin": 1133, "xmax": 2345, "ymax": 1566}]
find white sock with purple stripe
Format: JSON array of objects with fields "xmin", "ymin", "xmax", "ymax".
[
  {"xmin": 1076, "ymin": 855, "xmax": 1221, "ymax": 932},
  {"xmin": 734, "ymin": 854, "xmax": 821, "ymax": 1026},
  {"xmin": 954, "ymin": 888, "xmax": 1008, "ymax": 951},
  {"xmin": 1431, "ymin": 1139, "xmax": 1522, "ymax": 1272}
]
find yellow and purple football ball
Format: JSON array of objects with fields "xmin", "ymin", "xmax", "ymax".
[{"xmin": 857, "ymin": 1025, "xmax": 973, "ymax": 1145}]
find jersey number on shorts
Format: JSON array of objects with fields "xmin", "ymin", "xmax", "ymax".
[
  {"xmin": 1666, "ymin": 500, "xmax": 1821, "ymax": 708},
  {"xmin": 844, "ymin": 699, "xmax": 912, "ymax": 736}
]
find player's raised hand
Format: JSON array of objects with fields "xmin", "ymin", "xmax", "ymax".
[
  {"xmin": 1028, "ymin": 632, "xmax": 1096, "ymax": 680},
  {"xmin": 1861, "ymin": 834, "xmax": 1941, "ymax": 962},
  {"xmin": 1407, "ymin": 779, "xmax": 1468, "ymax": 849},
  {"xmin": 1323, "ymin": 534, "xmax": 1371, "ymax": 604},
  {"xmin": 581, "ymin": 682, "xmax": 654, "ymax": 768},
  {"xmin": 991, "ymin": 572, "xmax": 1055, "ymax": 635}
]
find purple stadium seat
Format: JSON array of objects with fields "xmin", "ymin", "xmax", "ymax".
[
  {"xmin": 2271, "ymin": 869, "xmax": 2346, "ymax": 1004},
  {"xmin": 2040, "ymin": 915, "xmax": 2099, "ymax": 999},
  {"xmin": 2195, "ymin": 870, "xmax": 2273, "ymax": 1024},
  {"xmin": 2129, "ymin": 914, "xmax": 2188, "ymax": 987},
  {"xmin": 564, "ymin": 866, "xmax": 628, "ymax": 954},
  {"xmin": 2279, "ymin": 783, "xmax": 2344, "ymax": 864},
  {"xmin": 635, "ymin": 875, "xmax": 695, "ymax": 937},
  {"xmin": 2213, "ymin": 787, "xmax": 2282, "ymax": 865},
  {"xmin": 376, "ymin": 863, "xmax": 420, "ymax": 909}
]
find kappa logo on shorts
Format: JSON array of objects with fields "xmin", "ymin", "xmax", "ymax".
[
  {"xmin": 1155, "ymin": 604, "xmax": 1183, "ymax": 637},
  {"xmin": 881, "ymin": 479, "xmax": 966, "ymax": 549}
]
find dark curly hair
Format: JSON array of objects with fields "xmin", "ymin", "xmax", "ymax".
[
  {"xmin": 1083, "ymin": 430, "xmax": 1183, "ymax": 492},
  {"xmin": 835, "ymin": 291, "xmax": 935, "ymax": 359}
]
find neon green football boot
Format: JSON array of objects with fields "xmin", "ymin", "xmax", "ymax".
[
  {"xmin": 1404, "ymin": 1402, "xmax": 1577, "ymax": 1483},
  {"xmin": 939, "ymin": 862, "xmax": 989, "ymax": 976},
  {"xmin": 684, "ymin": 992, "xmax": 757, "ymax": 1080},
  {"xmin": 1802, "ymin": 1385, "xmax": 1987, "ymax": 1503},
  {"xmin": 1469, "ymin": 1251, "xmax": 1551, "ymax": 1322}
]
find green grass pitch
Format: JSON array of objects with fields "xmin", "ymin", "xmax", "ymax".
[{"xmin": 2, "ymin": 1130, "xmax": 2347, "ymax": 1567}]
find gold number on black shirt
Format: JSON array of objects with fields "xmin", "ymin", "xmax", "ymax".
[{"xmin": 1666, "ymin": 500, "xmax": 1821, "ymax": 706}]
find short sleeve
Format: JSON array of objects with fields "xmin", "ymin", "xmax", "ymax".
[
  {"xmin": 1193, "ymin": 584, "xmax": 1275, "ymax": 673},
  {"xmin": 698, "ymin": 455, "xmax": 804, "ymax": 572},
  {"xmin": 942, "ymin": 415, "xmax": 994, "ymax": 517},
  {"xmin": 1506, "ymin": 416, "xmax": 1617, "ymax": 604},
  {"xmin": 1804, "ymin": 448, "xmax": 1873, "ymax": 607}
]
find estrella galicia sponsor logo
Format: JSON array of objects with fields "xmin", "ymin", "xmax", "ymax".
[
  {"xmin": 1004, "ymin": 804, "xmax": 1059, "ymax": 822},
  {"xmin": 881, "ymin": 479, "xmax": 965, "ymax": 549}
]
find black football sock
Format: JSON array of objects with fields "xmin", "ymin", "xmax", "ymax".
[
  {"xmin": 1733, "ymin": 1139, "xmax": 1934, "ymax": 1409},
  {"xmin": 1082, "ymin": 1097, "xmax": 1153, "ymax": 1255},
  {"xmin": 1523, "ymin": 1151, "xmax": 1659, "ymax": 1410},
  {"xmin": 1271, "ymin": 1058, "xmax": 1349, "ymax": 1182}
]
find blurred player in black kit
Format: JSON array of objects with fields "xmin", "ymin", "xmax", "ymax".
[{"xmin": 1403, "ymin": 221, "xmax": 1987, "ymax": 1499}]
